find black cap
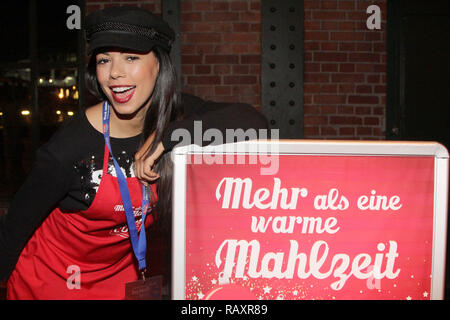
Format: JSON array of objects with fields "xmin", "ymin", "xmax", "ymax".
[{"xmin": 85, "ymin": 6, "xmax": 175, "ymax": 55}]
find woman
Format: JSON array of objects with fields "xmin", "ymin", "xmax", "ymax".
[{"xmin": 0, "ymin": 6, "xmax": 268, "ymax": 299}]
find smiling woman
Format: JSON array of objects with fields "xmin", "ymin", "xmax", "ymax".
[
  {"xmin": 88, "ymin": 50, "xmax": 161, "ymax": 138},
  {"xmin": 0, "ymin": 6, "xmax": 268, "ymax": 300}
]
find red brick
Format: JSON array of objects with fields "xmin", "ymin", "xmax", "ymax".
[
  {"xmin": 356, "ymin": 85, "xmax": 372, "ymax": 94},
  {"xmin": 339, "ymin": 127, "xmax": 355, "ymax": 135},
  {"xmin": 356, "ymin": 63, "xmax": 373, "ymax": 72},
  {"xmin": 348, "ymin": 95, "xmax": 379, "ymax": 104},
  {"xmin": 304, "ymin": 126, "xmax": 320, "ymax": 136},
  {"xmin": 330, "ymin": 116, "xmax": 362, "ymax": 125},
  {"xmin": 304, "ymin": 105, "xmax": 320, "ymax": 114},
  {"xmin": 338, "ymin": 84, "xmax": 355, "ymax": 94},
  {"xmin": 321, "ymin": 1, "xmax": 338, "ymax": 9},
  {"xmin": 314, "ymin": 95, "xmax": 346, "ymax": 104},
  {"xmin": 182, "ymin": 55, "xmax": 203, "ymax": 64},
  {"xmin": 349, "ymin": 53, "xmax": 380, "ymax": 63},
  {"xmin": 321, "ymin": 21, "xmax": 339, "ymax": 30},
  {"xmin": 187, "ymin": 76, "xmax": 221, "ymax": 85},
  {"xmin": 305, "ymin": 31, "xmax": 329, "ymax": 41},
  {"xmin": 223, "ymin": 33, "xmax": 259, "ymax": 43},
  {"xmin": 321, "ymin": 43, "xmax": 338, "ymax": 51},
  {"xmin": 305, "ymin": 63, "xmax": 321, "ymax": 72},
  {"xmin": 339, "ymin": 43, "xmax": 356, "ymax": 51},
  {"xmin": 338, "ymin": 105, "xmax": 354, "ymax": 114},
  {"xmin": 339, "ymin": 63, "xmax": 355, "ymax": 72},
  {"xmin": 331, "ymin": 73, "xmax": 364, "ymax": 83},
  {"xmin": 239, "ymin": 11, "xmax": 260, "ymax": 22},
  {"xmin": 338, "ymin": 1, "xmax": 355, "ymax": 10},
  {"xmin": 232, "ymin": 65, "xmax": 249, "ymax": 74},
  {"xmin": 321, "ymin": 63, "xmax": 338, "ymax": 72},
  {"xmin": 314, "ymin": 52, "xmax": 347, "ymax": 62},
  {"xmin": 240, "ymin": 55, "xmax": 260, "ymax": 64},
  {"xmin": 205, "ymin": 55, "xmax": 239, "ymax": 64},
  {"xmin": 186, "ymin": 33, "xmax": 222, "ymax": 43},
  {"xmin": 233, "ymin": 23, "xmax": 250, "ymax": 32},
  {"xmin": 304, "ymin": 0, "xmax": 320, "ymax": 9},
  {"xmin": 330, "ymin": 32, "xmax": 365, "ymax": 41},
  {"xmin": 357, "ymin": 127, "xmax": 372, "ymax": 135},
  {"xmin": 195, "ymin": 65, "xmax": 211, "ymax": 74},
  {"xmin": 212, "ymin": 2, "xmax": 229, "ymax": 11},
  {"xmin": 367, "ymin": 74, "xmax": 380, "ymax": 83},
  {"xmin": 320, "ymin": 84, "xmax": 338, "ymax": 94},
  {"xmin": 374, "ymin": 85, "xmax": 386, "ymax": 94},
  {"xmin": 223, "ymin": 75, "xmax": 257, "ymax": 85},
  {"xmin": 355, "ymin": 106, "xmax": 372, "ymax": 115},
  {"xmin": 304, "ymin": 116, "xmax": 329, "ymax": 125},
  {"xmin": 305, "ymin": 21, "xmax": 321, "ymax": 30},
  {"xmin": 313, "ymin": 11, "xmax": 346, "ymax": 20},
  {"xmin": 181, "ymin": 12, "xmax": 203, "ymax": 22},
  {"xmin": 338, "ymin": 21, "xmax": 356, "ymax": 30},
  {"xmin": 204, "ymin": 12, "xmax": 239, "ymax": 22},
  {"xmin": 213, "ymin": 65, "xmax": 231, "ymax": 74},
  {"xmin": 193, "ymin": 1, "xmax": 211, "ymax": 11},
  {"xmin": 230, "ymin": 2, "xmax": 248, "ymax": 11},
  {"xmin": 214, "ymin": 86, "xmax": 231, "ymax": 96},
  {"xmin": 305, "ymin": 73, "xmax": 330, "ymax": 83},
  {"xmin": 364, "ymin": 117, "xmax": 380, "ymax": 125},
  {"xmin": 320, "ymin": 105, "xmax": 337, "ymax": 114}
]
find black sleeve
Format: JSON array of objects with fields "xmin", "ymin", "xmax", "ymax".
[
  {"xmin": 161, "ymin": 93, "xmax": 269, "ymax": 151},
  {"xmin": 0, "ymin": 144, "xmax": 71, "ymax": 281}
]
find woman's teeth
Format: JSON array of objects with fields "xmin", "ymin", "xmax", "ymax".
[{"xmin": 111, "ymin": 86, "xmax": 135, "ymax": 93}]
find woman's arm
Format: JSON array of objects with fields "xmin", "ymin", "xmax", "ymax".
[
  {"xmin": 134, "ymin": 93, "xmax": 269, "ymax": 183},
  {"xmin": 0, "ymin": 146, "xmax": 70, "ymax": 281}
]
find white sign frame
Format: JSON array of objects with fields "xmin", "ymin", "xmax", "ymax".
[{"xmin": 171, "ymin": 140, "xmax": 449, "ymax": 300}]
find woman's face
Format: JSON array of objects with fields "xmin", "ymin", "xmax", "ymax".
[{"xmin": 95, "ymin": 49, "xmax": 159, "ymax": 116}]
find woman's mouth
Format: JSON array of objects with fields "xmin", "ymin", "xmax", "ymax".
[{"xmin": 110, "ymin": 85, "xmax": 136, "ymax": 103}]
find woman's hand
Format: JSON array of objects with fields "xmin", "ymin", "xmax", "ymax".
[{"xmin": 134, "ymin": 134, "xmax": 165, "ymax": 185}]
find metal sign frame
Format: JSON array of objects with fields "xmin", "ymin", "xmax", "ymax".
[{"xmin": 171, "ymin": 140, "xmax": 449, "ymax": 300}]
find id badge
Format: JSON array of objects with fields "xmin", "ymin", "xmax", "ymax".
[{"xmin": 125, "ymin": 275, "xmax": 163, "ymax": 300}]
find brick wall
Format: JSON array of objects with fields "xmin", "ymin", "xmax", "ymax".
[
  {"xmin": 85, "ymin": 0, "xmax": 387, "ymax": 140},
  {"xmin": 303, "ymin": 0, "xmax": 386, "ymax": 139}
]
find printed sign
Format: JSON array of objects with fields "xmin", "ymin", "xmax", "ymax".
[{"xmin": 172, "ymin": 141, "xmax": 448, "ymax": 300}]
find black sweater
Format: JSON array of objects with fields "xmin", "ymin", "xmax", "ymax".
[{"xmin": 0, "ymin": 93, "xmax": 268, "ymax": 281}]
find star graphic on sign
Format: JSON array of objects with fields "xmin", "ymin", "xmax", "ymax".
[
  {"xmin": 423, "ymin": 291, "xmax": 429, "ymax": 298},
  {"xmin": 192, "ymin": 276, "xmax": 198, "ymax": 282},
  {"xmin": 211, "ymin": 279, "xmax": 217, "ymax": 285},
  {"xmin": 406, "ymin": 296, "xmax": 412, "ymax": 300},
  {"xmin": 293, "ymin": 290, "xmax": 298, "ymax": 296},
  {"xmin": 197, "ymin": 292, "xmax": 204, "ymax": 299},
  {"xmin": 263, "ymin": 286, "xmax": 272, "ymax": 294}
]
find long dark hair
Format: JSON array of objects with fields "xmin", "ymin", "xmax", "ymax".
[{"xmin": 86, "ymin": 46, "xmax": 181, "ymax": 233}]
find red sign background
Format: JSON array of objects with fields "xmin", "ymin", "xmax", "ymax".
[{"xmin": 185, "ymin": 155, "xmax": 435, "ymax": 300}]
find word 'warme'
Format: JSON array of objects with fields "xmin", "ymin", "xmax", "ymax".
[
  {"xmin": 215, "ymin": 240, "xmax": 400, "ymax": 290},
  {"xmin": 216, "ymin": 177, "xmax": 308, "ymax": 210}
]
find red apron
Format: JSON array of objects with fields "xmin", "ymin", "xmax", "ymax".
[{"xmin": 7, "ymin": 144, "xmax": 156, "ymax": 300}]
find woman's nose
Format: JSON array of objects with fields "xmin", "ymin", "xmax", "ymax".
[{"xmin": 110, "ymin": 61, "xmax": 125, "ymax": 79}]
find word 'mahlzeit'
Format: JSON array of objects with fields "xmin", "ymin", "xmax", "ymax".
[{"xmin": 215, "ymin": 239, "xmax": 400, "ymax": 291}]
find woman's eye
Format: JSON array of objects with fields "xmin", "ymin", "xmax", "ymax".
[
  {"xmin": 126, "ymin": 56, "xmax": 139, "ymax": 62},
  {"xmin": 96, "ymin": 58, "xmax": 109, "ymax": 65}
]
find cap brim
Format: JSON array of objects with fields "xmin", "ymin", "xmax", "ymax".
[{"xmin": 87, "ymin": 31, "xmax": 156, "ymax": 55}]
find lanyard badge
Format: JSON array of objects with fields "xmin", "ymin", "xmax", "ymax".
[{"xmin": 103, "ymin": 102, "xmax": 164, "ymax": 300}]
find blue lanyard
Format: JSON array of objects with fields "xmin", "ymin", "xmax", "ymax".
[{"xmin": 102, "ymin": 101, "xmax": 149, "ymax": 272}]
